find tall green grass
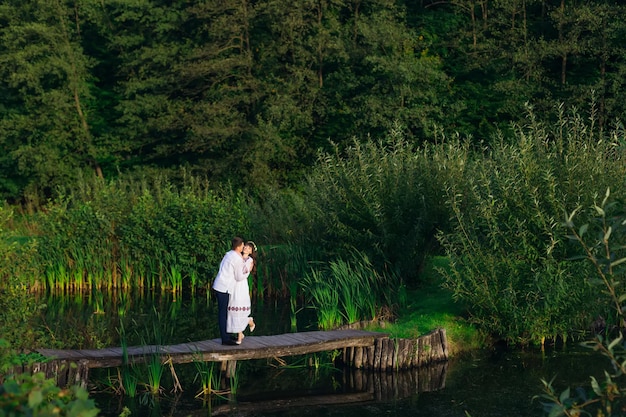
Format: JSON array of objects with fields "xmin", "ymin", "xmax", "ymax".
[
  {"xmin": 144, "ymin": 351, "xmax": 164, "ymax": 396},
  {"xmin": 255, "ymin": 243, "xmax": 321, "ymax": 298},
  {"xmin": 193, "ymin": 357, "xmax": 220, "ymax": 398},
  {"xmin": 118, "ymin": 321, "xmax": 138, "ymax": 397},
  {"xmin": 301, "ymin": 251, "xmax": 391, "ymax": 330},
  {"xmin": 301, "ymin": 269, "xmax": 342, "ymax": 330}
]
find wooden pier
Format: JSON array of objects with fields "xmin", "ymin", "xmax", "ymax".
[{"xmin": 15, "ymin": 328, "xmax": 449, "ymax": 388}]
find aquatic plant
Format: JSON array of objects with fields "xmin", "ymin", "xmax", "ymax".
[
  {"xmin": 5, "ymin": 172, "xmax": 250, "ymax": 293},
  {"xmin": 117, "ymin": 366, "xmax": 138, "ymax": 398},
  {"xmin": 288, "ymin": 279, "xmax": 300, "ymax": 332},
  {"xmin": 301, "ymin": 269, "xmax": 342, "ymax": 330},
  {"xmin": 228, "ymin": 362, "xmax": 240, "ymax": 396},
  {"xmin": 192, "ymin": 356, "xmax": 220, "ymax": 398},
  {"xmin": 166, "ymin": 263, "xmax": 183, "ymax": 294},
  {"xmin": 302, "ymin": 251, "xmax": 389, "ymax": 329},
  {"xmin": 91, "ymin": 290, "xmax": 104, "ymax": 315},
  {"xmin": 256, "ymin": 243, "xmax": 319, "ymax": 298},
  {"xmin": 117, "ymin": 321, "xmax": 138, "ymax": 397},
  {"xmin": 144, "ymin": 350, "xmax": 165, "ymax": 396}
]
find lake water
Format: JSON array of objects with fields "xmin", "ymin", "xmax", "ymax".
[{"xmin": 33, "ymin": 290, "xmax": 606, "ymax": 417}]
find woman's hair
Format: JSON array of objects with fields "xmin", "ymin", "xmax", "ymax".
[{"xmin": 245, "ymin": 241, "xmax": 258, "ymax": 275}]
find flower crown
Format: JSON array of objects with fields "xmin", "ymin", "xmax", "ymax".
[{"xmin": 246, "ymin": 241, "xmax": 258, "ymax": 252}]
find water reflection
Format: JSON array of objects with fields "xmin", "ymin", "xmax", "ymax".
[
  {"xmin": 210, "ymin": 364, "xmax": 448, "ymax": 416},
  {"xmin": 32, "ymin": 289, "xmax": 308, "ymax": 348},
  {"xmin": 92, "ymin": 362, "xmax": 449, "ymax": 417}
]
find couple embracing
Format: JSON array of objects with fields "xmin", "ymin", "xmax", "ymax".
[{"xmin": 212, "ymin": 237, "xmax": 257, "ymax": 345}]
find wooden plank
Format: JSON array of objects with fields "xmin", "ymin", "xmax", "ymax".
[{"xmin": 33, "ymin": 330, "xmax": 389, "ymax": 369}]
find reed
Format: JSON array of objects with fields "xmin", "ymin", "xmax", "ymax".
[
  {"xmin": 229, "ymin": 362, "xmax": 240, "ymax": 396},
  {"xmin": 302, "ymin": 127, "xmax": 451, "ymax": 287},
  {"xmin": 289, "ymin": 280, "xmax": 300, "ymax": 332},
  {"xmin": 301, "ymin": 269, "xmax": 342, "ymax": 330},
  {"xmin": 189, "ymin": 270, "xmax": 198, "ymax": 291},
  {"xmin": 119, "ymin": 257, "xmax": 133, "ymax": 289},
  {"xmin": 120, "ymin": 367, "xmax": 138, "ymax": 398},
  {"xmin": 144, "ymin": 351, "xmax": 164, "ymax": 395},
  {"xmin": 302, "ymin": 251, "xmax": 388, "ymax": 329},
  {"xmin": 118, "ymin": 321, "xmax": 138, "ymax": 397},
  {"xmin": 132, "ymin": 308, "xmax": 174, "ymax": 395},
  {"xmin": 117, "ymin": 290, "xmax": 130, "ymax": 316},
  {"xmin": 145, "ymin": 257, "xmax": 159, "ymax": 290},
  {"xmin": 330, "ymin": 260, "xmax": 361, "ymax": 324},
  {"xmin": 91, "ymin": 290, "xmax": 104, "ymax": 315},
  {"xmin": 72, "ymin": 269, "xmax": 83, "ymax": 292},
  {"xmin": 192, "ymin": 357, "xmax": 220, "ymax": 398},
  {"xmin": 258, "ymin": 243, "xmax": 319, "ymax": 298},
  {"xmin": 439, "ymin": 106, "xmax": 625, "ymax": 345},
  {"xmin": 166, "ymin": 264, "xmax": 183, "ymax": 293}
]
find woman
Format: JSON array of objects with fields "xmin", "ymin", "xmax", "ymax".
[{"xmin": 226, "ymin": 241, "xmax": 257, "ymax": 344}]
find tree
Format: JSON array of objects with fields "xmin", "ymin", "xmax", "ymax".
[{"xmin": 0, "ymin": 0, "xmax": 102, "ymax": 202}]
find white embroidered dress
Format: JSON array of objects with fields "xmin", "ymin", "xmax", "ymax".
[{"xmin": 226, "ymin": 257, "xmax": 253, "ymax": 333}]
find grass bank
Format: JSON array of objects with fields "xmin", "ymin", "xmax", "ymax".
[{"xmin": 367, "ymin": 256, "xmax": 488, "ymax": 356}]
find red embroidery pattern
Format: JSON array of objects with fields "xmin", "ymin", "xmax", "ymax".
[{"xmin": 228, "ymin": 306, "xmax": 251, "ymax": 312}]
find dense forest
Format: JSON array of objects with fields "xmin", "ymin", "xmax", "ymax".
[{"xmin": 1, "ymin": 0, "xmax": 625, "ymax": 203}]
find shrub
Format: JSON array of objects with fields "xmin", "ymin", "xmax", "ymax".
[
  {"xmin": 439, "ymin": 107, "xmax": 626, "ymax": 344},
  {"xmin": 537, "ymin": 189, "xmax": 626, "ymax": 415},
  {"xmin": 0, "ymin": 372, "xmax": 99, "ymax": 417},
  {"xmin": 302, "ymin": 125, "xmax": 463, "ymax": 286}
]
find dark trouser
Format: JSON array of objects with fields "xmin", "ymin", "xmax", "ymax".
[{"xmin": 215, "ymin": 290, "xmax": 230, "ymax": 343}]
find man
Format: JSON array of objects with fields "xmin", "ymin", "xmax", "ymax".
[{"xmin": 212, "ymin": 237, "xmax": 251, "ymax": 345}]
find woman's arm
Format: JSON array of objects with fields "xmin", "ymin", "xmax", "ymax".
[
  {"xmin": 242, "ymin": 257, "xmax": 254, "ymax": 275},
  {"xmin": 233, "ymin": 257, "xmax": 252, "ymax": 282}
]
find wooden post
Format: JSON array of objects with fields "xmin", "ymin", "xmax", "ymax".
[
  {"xmin": 379, "ymin": 339, "xmax": 388, "ymax": 371},
  {"xmin": 410, "ymin": 339, "xmax": 418, "ymax": 368},
  {"xmin": 226, "ymin": 360, "xmax": 237, "ymax": 379},
  {"xmin": 365, "ymin": 345, "xmax": 374, "ymax": 369},
  {"xmin": 354, "ymin": 346, "xmax": 363, "ymax": 369},
  {"xmin": 373, "ymin": 338, "xmax": 383, "ymax": 370},
  {"xmin": 386, "ymin": 338, "xmax": 394, "ymax": 370},
  {"xmin": 439, "ymin": 328, "xmax": 448, "ymax": 361}
]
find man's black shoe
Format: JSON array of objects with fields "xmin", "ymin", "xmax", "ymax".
[{"xmin": 222, "ymin": 340, "xmax": 238, "ymax": 346}]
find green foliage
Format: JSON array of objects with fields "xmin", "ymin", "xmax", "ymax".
[
  {"xmin": 303, "ymin": 125, "xmax": 458, "ymax": 285},
  {"xmin": 536, "ymin": 189, "xmax": 626, "ymax": 416},
  {"xmin": 364, "ymin": 256, "xmax": 487, "ymax": 354},
  {"xmin": 439, "ymin": 107, "xmax": 626, "ymax": 345},
  {"xmin": 0, "ymin": 340, "xmax": 47, "ymax": 378},
  {"xmin": 118, "ymin": 176, "xmax": 250, "ymax": 289},
  {"xmin": 2, "ymin": 173, "xmax": 250, "ymax": 292},
  {"xmin": 0, "ymin": 372, "xmax": 100, "ymax": 417}
]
